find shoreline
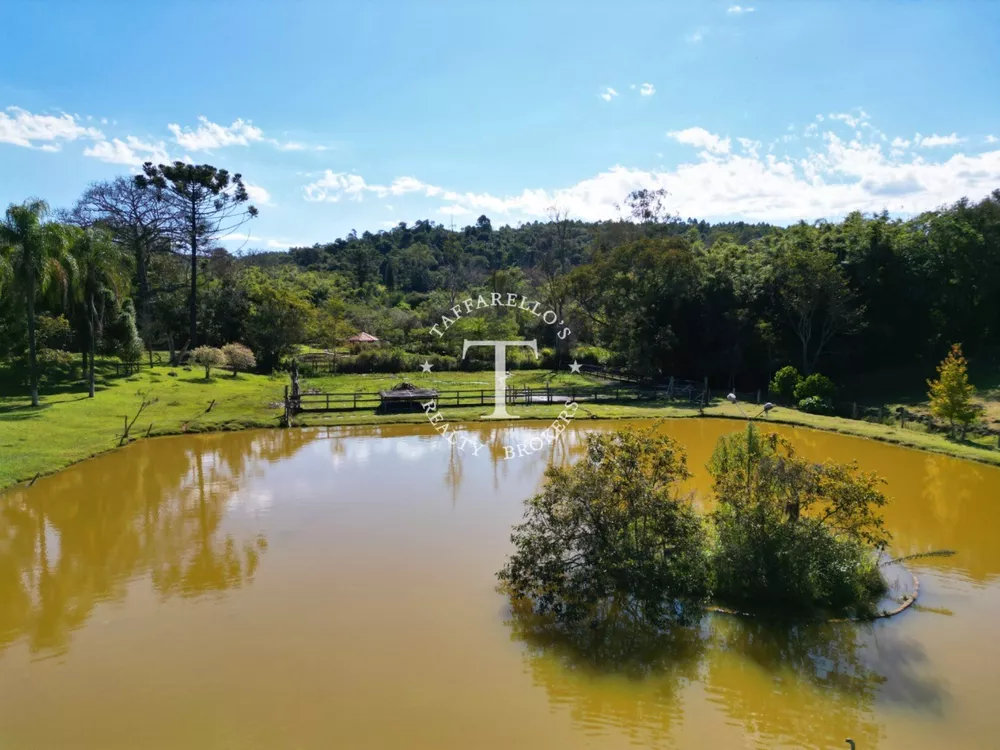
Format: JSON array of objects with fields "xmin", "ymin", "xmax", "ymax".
[{"xmin": 4, "ymin": 401, "xmax": 999, "ymax": 493}]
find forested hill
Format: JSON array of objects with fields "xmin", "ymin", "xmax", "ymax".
[
  {"xmin": 235, "ymin": 188, "xmax": 1000, "ymax": 392},
  {"xmin": 254, "ymin": 215, "xmax": 778, "ymax": 283},
  {"xmin": 4, "ymin": 178, "xmax": 1000, "ymax": 399}
]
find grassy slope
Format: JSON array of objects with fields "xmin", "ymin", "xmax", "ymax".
[{"xmin": 2, "ymin": 365, "xmax": 999, "ymax": 491}]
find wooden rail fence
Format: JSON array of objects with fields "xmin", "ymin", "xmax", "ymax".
[{"xmin": 285, "ymin": 381, "xmax": 708, "ymax": 416}]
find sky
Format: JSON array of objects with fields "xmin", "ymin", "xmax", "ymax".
[{"xmin": 2, "ymin": 1, "xmax": 999, "ymax": 252}]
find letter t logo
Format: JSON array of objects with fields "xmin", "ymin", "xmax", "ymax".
[{"xmin": 462, "ymin": 340, "xmax": 538, "ymax": 419}]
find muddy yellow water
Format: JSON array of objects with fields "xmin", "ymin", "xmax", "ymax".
[{"xmin": 2, "ymin": 420, "xmax": 999, "ymax": 749}]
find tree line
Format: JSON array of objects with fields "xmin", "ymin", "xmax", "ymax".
[{"xmin": 3, "ymin": 161, "xmax": 999, "ymax": 403}]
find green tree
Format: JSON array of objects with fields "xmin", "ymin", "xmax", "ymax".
[
  {"xmin": 239, "ymin": 268, "xmax": 312, "ymax": 370},
  {"xmin": 498, "ymin": 427, "xmax": 710, "ymax": 628},
  {"xmin": 222, "ymin": 343, "xmax": 256, "ymax": 377},
  {"xmin": 775, "ymin": 234, "xmax": 862, "ymax": 374},
  {"xmin": 927, "ymin": 343, "xmax": 978, "ymax": 438},
  {"xmin": 191, "ymin": 345, "xmax": 226, "ymax": 379},
  {"xmin": 115, "ymin": 301, "xmax": 145, "ymax": 373},
  {"xmin": 770, "ymin": 365, "xmax": 801, "ymax": 402},
  {"xmin": 135, "ymin": 162, "xmax": 258, "ymax": 348},
  {"xmin": 0, "ymin": 200, "xmax": 76, "ymax": 406},
  {"xmin": 709, "ymin": 424, "xmax": 889, "ymax": 615},
  {"xmin": 794, "ymin": 372, "xmax": 835, "ymax": 401},
  {"xmin": 69, "ymin": 227, "xmax": 131, "ymax": 397}
]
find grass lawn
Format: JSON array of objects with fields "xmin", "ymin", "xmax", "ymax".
[{"xmin": 3, "ymin": 364, "xmax": 999, "ymax": 491}]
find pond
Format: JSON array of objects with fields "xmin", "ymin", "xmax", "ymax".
[{"xmin": 1, "ymin": 419, "xmax": 999, "ymax": 749}]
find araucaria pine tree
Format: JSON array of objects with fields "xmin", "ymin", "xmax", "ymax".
[{"xmin": 927, "ymin": 343, "xmax": 978, "ymax": 438}]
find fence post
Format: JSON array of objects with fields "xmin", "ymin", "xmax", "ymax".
[
  {"xmin": 756, "ymin": 389, "xmax": 760, "ymax": 404},
  {"xmin": 326, "ymin": 394, "xmax": 330, "ymax": 411},
  {"xmin": 353, "ymin": 393, "xmax": 357, "ymax": 410},
  {"xmin": 481, "ymin": 389, "xmax": 484, "ymax": 405},
  {"xmin": 852, "ymin": 402, "xmax": 858, "ymax": 419},
  {"xmin": 571, "ymin": 388, "xmax": 576, "ymax": 403}
]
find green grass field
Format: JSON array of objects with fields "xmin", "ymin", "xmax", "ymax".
[{"xmin": 2, "ymin": 364, "xmax": 999, "ymax": 491}]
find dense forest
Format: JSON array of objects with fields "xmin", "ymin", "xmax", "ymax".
[{"xmin": 2, "ymin": 161, "xmax": 1000, "ymax": 403}]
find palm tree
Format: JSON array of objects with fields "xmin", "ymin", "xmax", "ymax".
[
  {"xmin": 0, "ymin": 200, "xmax": 75, "ymax": 407},
  {"xmin": 69, "ymin": 227, "xmax": 131, "ymax": 397}
]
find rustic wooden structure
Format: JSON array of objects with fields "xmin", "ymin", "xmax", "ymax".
[{"xmin": 377, "ymin": 382, "xmax": 439, "ymax": 412}]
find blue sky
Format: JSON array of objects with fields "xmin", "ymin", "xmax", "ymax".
[{"xmin": 2, "ymin": 1, "xmax": 999, "ymax": 251}]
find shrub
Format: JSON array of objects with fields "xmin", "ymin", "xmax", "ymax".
[
  {"xmin": 190, "ymin": 346, "xmax": 226, "ymax": 379},
  {"xmin": 927, "ymin": 343, "xmax": 978, "ymax": 437},
  {"xmin": 794, "ymin": 372, "xmax": 836, "ymax": 401},
  {"xmin": 709, "ymin": 424, "xmax": 889, "ymax": 616},
  {"xmin": 222, "ymin": 343, "xmax": 257, "ymax": 377},
  {"xmin": 571, "ymin": 345, "xmax": 613, "ymax": 366},
  {"xmin": 797, "ymin": 395, "xmax": 834, "ymax": 414},
  {"xmin": 770, "ymin": 365, "xmax": 801, "ymax": 402},
  {"xmin": 498, "ymin": 427, "xmax": 711, "ymax": 628}
]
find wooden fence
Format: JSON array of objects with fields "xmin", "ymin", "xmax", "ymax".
[{"xmin": 287, "ymin": 381, "xmax": 708, "ymax": 415}]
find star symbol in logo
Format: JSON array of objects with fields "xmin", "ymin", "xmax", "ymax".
[
  {"xmin": 420, "ymin": 360, "xmax": 434, "ymax": 373},
  {"xmin": 568, "ymin": 360, "xmax": 583, "ymax": 374}
]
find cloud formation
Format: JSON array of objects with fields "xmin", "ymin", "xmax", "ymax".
[
  {"xmin": 303, "ymin": 118, "xmax": 1000, "ymax": 225},
  {"xmin": 0, "ymin": 106, "xmax": 103, "ymax": 150},
  {"xmin": 168, "ymin": 116, "xmax": 264, "ymax": 150},
  {"xmin": 668, "ymin": 126, "xmax": 731, "ymax": 154},
  {"xmin": 599, "ymin": 87, "xmax": 618, "ymax": 102},
  {"xmin": 639, "ymin": 83, "xmax": 656, "ymax": 96},
  {"xmin": 83, "ymin": 136, "xmax": 170, "ymax": 165}
]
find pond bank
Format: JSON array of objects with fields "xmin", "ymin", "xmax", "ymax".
[{"xmin": 3, "ymin": 366, "xmax": 999, "ymax": 491}]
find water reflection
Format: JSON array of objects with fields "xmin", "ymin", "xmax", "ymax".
[
  {"xmin": 0, "ymin": 430, "xmax": 320, "ymax": 655},
  {"xmin": 507, "ymin": 596, "xmax": 950, "ymax": 750},
  {"xmin": 0, "ymin": 420, "xmax": 995, "ymax": 750},
  {"xmin": 507, "ymin": 598, "xmax": 706, "ymax": 745}
]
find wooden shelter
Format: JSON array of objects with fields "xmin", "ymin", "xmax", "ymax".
[
  {"xmin": 378, "ymin": 381, "xmax": 438, "ymax": 412},
  {"xmin": 346, "ymin": 332, "xmax": 380, "ymax": 344}
]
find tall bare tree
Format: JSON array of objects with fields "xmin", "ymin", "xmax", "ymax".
[{"xmin": 71, "ymin": 177, "xmax": 170, "ymax": 358}]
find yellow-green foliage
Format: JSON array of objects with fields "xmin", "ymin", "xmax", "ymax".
[{"xmin": 927, "ymin": 343, "xmax": 978, "ymax": 434}]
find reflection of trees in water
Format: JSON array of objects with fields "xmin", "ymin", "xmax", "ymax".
[
  {"xmin": 0, "ymin": 429, "xmax": 316, "ymax": 655},
  {"xmin": 317, "ymin": 421, "xmax": 593, "ymax": 498},
  {"xmin": 705, "ymin": 618, "xmax": 887, "ymax": 749},
  {"xmin": 506, "ymin": 599, "xmax": 948, "ymax": 750},
  {"xmin": 506, "ymin": 597, "xmax": 706, "ymax": 746}
]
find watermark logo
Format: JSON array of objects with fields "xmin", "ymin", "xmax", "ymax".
[
  {"xmin": 420, "ymin": 295, "xmax": 580, "ymax": 460},
  {"xmin": 461, "ymin": 339, "xmax": 538, "ymax": 419}
]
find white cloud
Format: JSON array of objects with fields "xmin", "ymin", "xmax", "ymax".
[
  {"xmin": 639, "ymin": 82, "xmax": 656, "ymax": 97},
  {"xmin": 303, "ymin": 120, "xmax": 1000, "ymax": 225},
  {"xmin": 303, "ymin": 172, "xmax": 447, "ymax": 202},
  {"xmin": 727, "ymin": 5, "xmax": 755, "ymax": 13},
  {"xmin": 244, "ymin": 182, "xmax": 272, "ymax": 205},
  {"xmin": 167, "ymin": 116, "xmax": 264, "ymax": 150},
  {"xmin": 687, "ymin": 30, "xmax": 704, "ymax": 43},
  {"xmin": 915, "ymin": 132, "xmax": 964, "ymax": 148},
  {"xmin": 0, "ymin": 106, "xmax": 103, "ymax": 149},
  {"xmin": 668, "ymin": 126, "xmax": 731, "ymax": 154},
  {"xmin": 828, "ymin": 111, "xmax": 870, "ymax": 129},
  {"xmin": 986, "ymin": 135, "xmax": 998, "ymax": 144},
  {"xmin": 83, "ymin": 136, "xmax": 170, "ymax": 166},
  {"xmin": 599, "ymin": 87, "xmax": 618, "ymax": 102}
]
